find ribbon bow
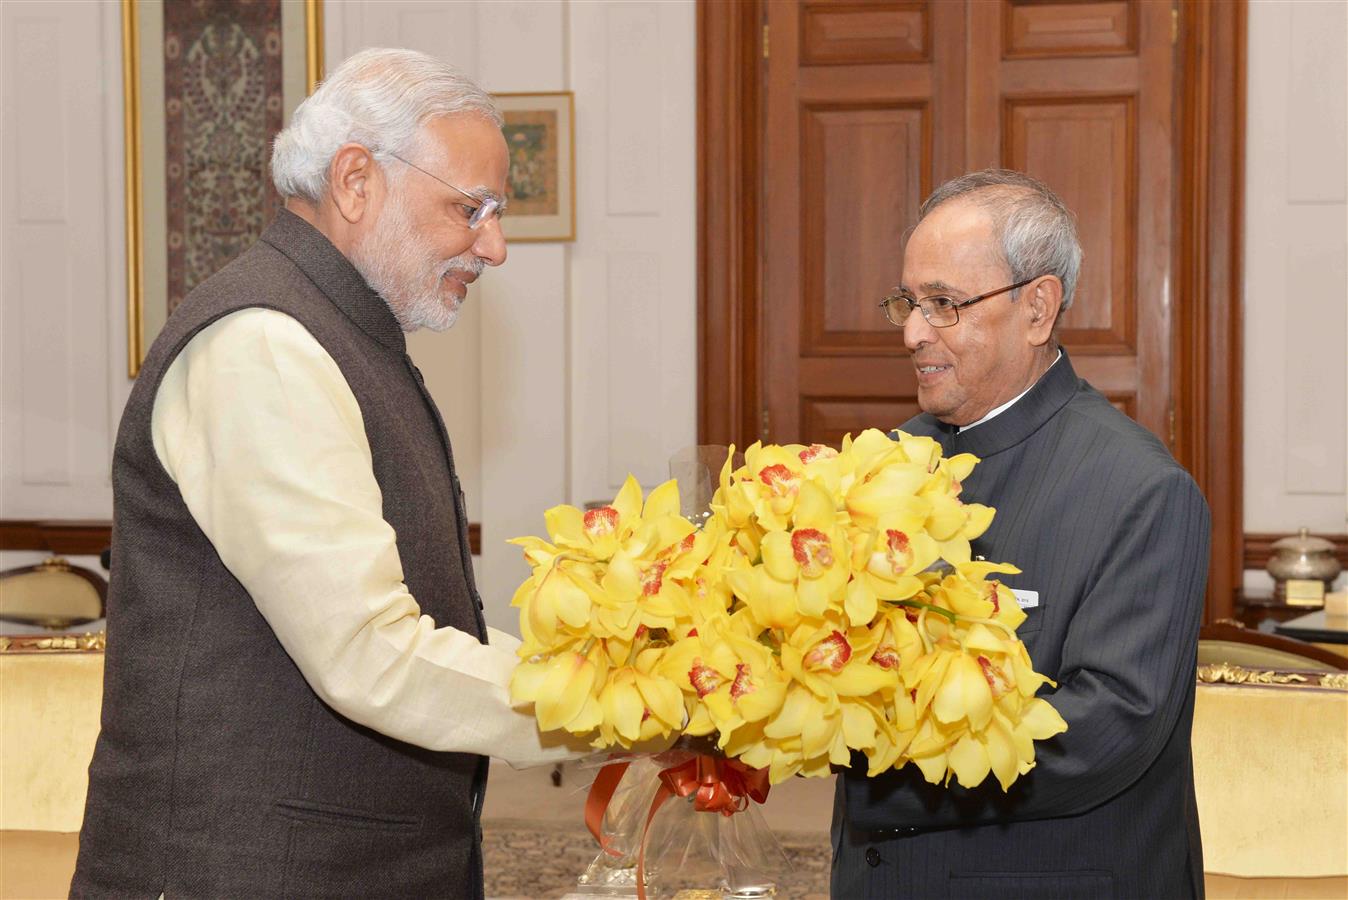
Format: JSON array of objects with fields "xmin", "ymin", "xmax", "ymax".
[{"xmin": 584, "ymin": 754, "xmax": 771, "ymax": 900}]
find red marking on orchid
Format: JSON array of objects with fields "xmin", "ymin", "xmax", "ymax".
[
  {"xmin": 640, "ymin": 561, "xmax": 669, "ymax": 597},
  {"xmin": 798, "ymin": 444, "xmax": 839, "ymax": 465},
  {"xmin": 978, "ymin": 655, "xmax": 1013, "ymax": 697},
  {"xmin": 791, "ymin": 528, "xmax": 834, "ymax": 573},
  {"xmin": 758, "ymin": 464, "xmax": 799, "ymax": 496},
  {"xmin": 689, "ymin": 659, "xmax": 721, "ymax": 698},
  {"xmin": 871, "ymin": 644, "xmax": 899, "ymax": 670},
  {"xmin": 885, "ymin": 529, "xmax": 913, "ymax": 573},
  {"xmin": 804, "ymin": 630, "xmax": 852, "ymax": 673},
  {"xmin": 730, "ymin": 663, "xmax": 756, "ymax": 700},
  {"xmin": 583, "ymin": 506, "xmax": 619, "ymax": 537}
]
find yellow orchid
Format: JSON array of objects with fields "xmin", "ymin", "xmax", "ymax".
[
  {"xmin": 507, "ymin": 437, "xmax": 1067, "ymax": 791},
  {"xmin": 656, "ymin": 630, "xmax": 739, "ymax": 737},
  {"xmin": 758, "ymin": 480, "xmax": 851, "ymax": 618},
  {"xmin": 839, "ymin": 429, "xmax": 903, "ymax": 487},
  {"xmin": 510, "ymin": 644, "xmax": 606, "ymax": 734},
  {"xmin": 845, "ymin": 460, "xmax": 932, "ymax": 533},
  {"xmin": 710, "ymin": 445, "xmax": 757, "ymax": 530},
  {"xmin": 700, "ymin": 627, "xmax": 790, "ymax": 740},
  {"xmin": 538, "ymin": 475, "xmax": 645, "ymax": 561},
  {"xmin": 596, "ymin": 649, "xmax": 685, "ymax": 747},
  {"xmin": 850, "ymin": 510, "xmax": 942, "ymax": 612},
  {"xmin": 512, "ymin": 558, "xmax": 600, "ymax": 648},
  {"xmin": 795, "ymin": 441, "xmax": 848, "ymax": 497},
  {"xmin": 735, "ymin": 442, "xmax": 810, "ymax": 532},
  {"xmin": 763, "ymin": 621, "xmax": 899, "ymax": 777}
]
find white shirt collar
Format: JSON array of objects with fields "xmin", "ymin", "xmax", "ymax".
[{"xmin": 956, "ymin": 350, "xmax": 1062, "ymax": 434}]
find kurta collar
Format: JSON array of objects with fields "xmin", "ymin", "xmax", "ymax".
[
  {"xmin": 918, "ymin": 349, "xmax": 1081, "ymax": 458},
  {"xmin": 260, "ymin": 209, "xmax": 407, "ymax": 355}
]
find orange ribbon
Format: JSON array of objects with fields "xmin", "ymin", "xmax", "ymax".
[{"xmin": 584, "ymin": 755, "xmax": 771, "ymax": 900}]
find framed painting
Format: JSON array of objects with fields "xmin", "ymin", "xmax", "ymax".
[
  {"xmin": 122, "ymin": 0, "xmax": 324, "ymax": 377},
  {"xmin": 495, "ymin": 92, "xmax": 576, "ymax": 243}
]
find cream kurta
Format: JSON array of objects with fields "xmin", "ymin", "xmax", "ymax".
[{"xmin": 151, "ymin": 307, "xmax": 580, "ymax": 768}]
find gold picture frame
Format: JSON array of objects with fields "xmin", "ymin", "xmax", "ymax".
[
  {"xmin": 122, "ymin": 0, "xmax": 324, "ymax": 377},
  {"xmin": 495, "ymin": 92, "xmax": 576, "ymax": 243}
]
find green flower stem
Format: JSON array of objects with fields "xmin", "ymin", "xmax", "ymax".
[{"xmin": 894, "ymin": 599, "xmax": 957, "ymax": 625}]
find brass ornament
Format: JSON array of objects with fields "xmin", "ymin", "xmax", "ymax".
[{"xmin": 0, "ymin": 632, "xmax": 106, "ymax": 653}]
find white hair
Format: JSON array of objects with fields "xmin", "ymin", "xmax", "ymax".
[
  {"xmin": 919, "ymin": 169, "xmax": 1083, "ymax": 311},
  {"xmin": 271, "ymin": 48, "xmax": 501, "ymax": 203}
]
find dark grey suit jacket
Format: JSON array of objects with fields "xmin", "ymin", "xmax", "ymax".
[{"xmin": 832, "ymin": 352, "xmax": 1210, "ymax": 899}]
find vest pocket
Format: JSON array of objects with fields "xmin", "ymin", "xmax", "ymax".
[
  {"xmin": 274, "ymin": 798, "xmax": 422, "ymax": 832},
  {"xmin": 949, "ymin": 871, "xmax": 1114, "ymax": 899}
]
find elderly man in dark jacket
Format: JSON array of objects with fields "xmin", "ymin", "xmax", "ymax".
[{"xmin": 833, "ymin": 170, "xmax": 1209, "ymax": 899}]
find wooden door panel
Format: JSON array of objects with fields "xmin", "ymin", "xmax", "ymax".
[
  {"xmin": 699, "ymin": 0, "xmax": 1246, "ymax": 621},
  {"xmin": 968, "ymin": 0, "xmax": 1172, "ymax": 441},
  {"xmin": 801, "ymin": 1, "xmax": 929, "ymax": 66},
  {"xmin": 803, "ymin": 103, "xmax": 928, "ymax": 351},
  {"xmin": 993, "ymin": 57, "xmax": 1140, "ymax": 95},
  {"xmin": 1004, "ymin": 95, "xmax": 1136, "ymax": 348},
  {"xmin": 763, "ymin": 0, "xmax": 964, "ymax": 444},
  {"xmin": 1003, "ymin": 0, "xmax": 1137, "ymax": 58},
  {"xmin": 798, "ymin": 355, "xmax": 915, "ymax": 389},
  {"xmin": 801, "ymin": 396, "xmax": 922, "ymax": 447}
]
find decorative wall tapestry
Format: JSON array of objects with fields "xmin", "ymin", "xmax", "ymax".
[
  {"xmin": 123, "ymin": 0, "xmax": 322, "ymax": 377},
  {"xmin": 495, "ymin": 92, "xmax": 576, "ymax": 243}
]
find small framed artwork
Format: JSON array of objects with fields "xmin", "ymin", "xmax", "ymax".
[
  {"xmin": 121, "ymin": 0, "xmax": 323, "ymax": 377},
  {"xmin": 495, "ymin": 92, "xmax": 576, "ymax": 243}
]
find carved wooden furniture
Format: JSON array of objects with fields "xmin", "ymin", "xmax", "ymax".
[
  {"xmin": 0, "ymin": 557, "xmax": 107, "ymax": 630},
  {"xmin": 1199, "ymin": 621, "xmax": 1348, "ymax": 671}
]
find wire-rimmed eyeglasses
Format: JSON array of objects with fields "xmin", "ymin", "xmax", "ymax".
[
  {"xmin": 878, "ymin": 277, "xmax": 1040, "ymax": 328},
  {"xmin": 387, "ymin": 153, "xmax": 503, "ymax": 230}
]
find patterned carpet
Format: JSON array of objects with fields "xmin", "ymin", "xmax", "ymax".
[{"xmin": 482, "ymin": 818, "xmax": 831, "ymax": 899}]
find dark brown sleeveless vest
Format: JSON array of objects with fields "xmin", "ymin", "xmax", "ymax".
[{"xmin": 73, "ymin": 210, "xmax": 489, "ymax": 899}]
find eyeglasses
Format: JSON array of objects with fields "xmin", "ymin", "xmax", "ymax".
[
  {"xmin": 878, "ymin": 277, "xmax": 1040, "ymax": 328},
  {"xmin": 387, "ymin": 153, "xmax": 502, "ymax": 230}
]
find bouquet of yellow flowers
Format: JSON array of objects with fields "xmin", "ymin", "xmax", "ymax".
[{"xmin": 509, "ymin": 429, "xmax": 1066, "ymax": 791}]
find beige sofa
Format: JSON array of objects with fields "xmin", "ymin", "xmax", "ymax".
[
  {"xmin": 0, "ymin": 638, "xmax": 103, "ymax": 899},
  {"xmin": 1194, "ymin": 671, "xmax": 1348, "ymax": 899}
]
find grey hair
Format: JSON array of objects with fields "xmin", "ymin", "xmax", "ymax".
[
  {"xmin": 918, "ymin": 169, "xmax": 1083, "ymax": 311},
  {"xmin": 271, "ymin": 48, "xmax": 501, "ymax": 203}
]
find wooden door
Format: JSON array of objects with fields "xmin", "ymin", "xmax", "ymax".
[{"xmin": 759, "ymin": 0, "xmax": 1177, "ymax": 446}]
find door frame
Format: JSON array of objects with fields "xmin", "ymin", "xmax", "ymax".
[{"xmin": 696, "ymin": 0, "xmax": 1246, "ymax": 621}]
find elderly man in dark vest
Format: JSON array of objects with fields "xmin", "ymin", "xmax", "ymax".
[
  {"xmin": 832, "ymin": 171, "xmax": 1211, "ymax": 898},
  {"xmin": 73, "ymin": 49, "xmax": 586, "ymax": 898}
]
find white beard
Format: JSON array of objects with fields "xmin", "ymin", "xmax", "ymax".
[{"xmin": 349, "ymin": 189, "xmax": 484, "ymax": 333}]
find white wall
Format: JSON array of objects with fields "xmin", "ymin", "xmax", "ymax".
[
  {"xmin": 324, "ymin": 0, "xmax": 696, "ymax": 630},
  {"xmin": 0, "ymin": 1, "xmax": 131, "ymax": 524},
  {"xmin": 5, "ymin": 0, "xmax": 1343, "ymax": 609},
  {"xmin": 1242, "ymin": 0, "xmax": 1348, "ymax": 591},
  {"xmin": 0, "ymin": 0, "xmax": 697, "ymax": 633}
]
